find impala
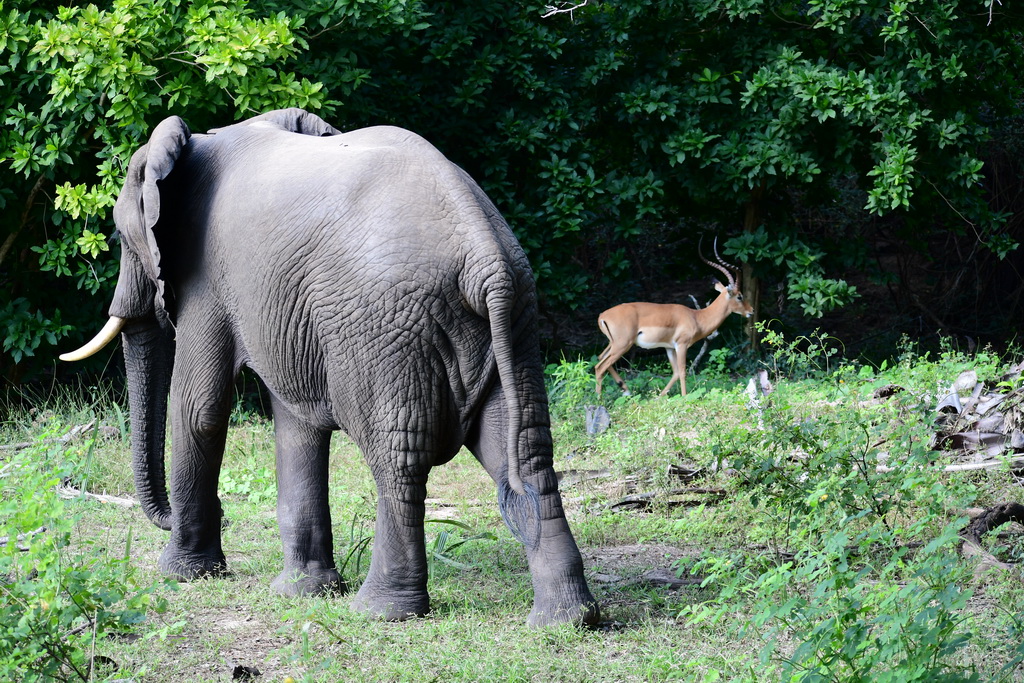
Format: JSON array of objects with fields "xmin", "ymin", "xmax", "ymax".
[{"xmin": 595, "ymin": 243, "xmax": 754, "ymax": 397}]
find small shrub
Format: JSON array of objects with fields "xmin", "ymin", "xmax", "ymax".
[
  {"xmin": 219, "ymin": 464, "xmax": 277, "ymax": 504},
  {"xmin": 425, "ymin": 519, "xmax": 498, "ymax": 573},
  {"xmin": 702, "ymin": 347, "xmax": 733, "ymax": 380},
  {"xmin": 546, "ymin": 356, "xmax": 594, "ymax": 419},
  {"xmin": 682, "ymin": 353, "xmax": 984, "ymax": 680},
  {"xmin": 0, "ymin": 425, "xmax": 171, "ymax": 681},
  {"xmin": 758, "ymin": 320, "xmax": 842, "ymax": 379}
]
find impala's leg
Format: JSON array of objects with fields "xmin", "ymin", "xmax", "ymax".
[
  {"xmin": 662, "ymin": 344, "xmax": 689, "ymax": 396},
  {"xmin": 606, "ymin": 366, "xmax": 630, "ymax": 396},
  {"xmin": 595, "ymin": 343, "xmax": 613, "ymax": 398},
  {"xmin": 678, "ymin": 344, "xmax": 689, "ymax": 395},
  {"xmin": 595, "ymin": 345, "xmax": 631, "ymax": 397},
  {"xmin": 661, "ymin": 348, "xmax": 679, "ymax": 396}
]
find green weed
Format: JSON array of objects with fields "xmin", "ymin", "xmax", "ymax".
[
  {"xmin": 0, "ymin": 424, "xmax": 171, "ymax": 681},
  {"xmin": 679, "ymin": 345, "xmax": 997, "ymax": 680},
  {"xmin": 425, "ymin": 519, "xmax": 498, "ymax": 573},
  {"xmin": 545, "ymin": 355, "xmax": 593, "ymax": 421},
  {"xmin": 2, "ymin": 336, "xmax": 1022, "ymax": 680}
]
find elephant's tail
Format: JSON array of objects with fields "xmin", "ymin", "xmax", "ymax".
[{"xmin": 487, "ymin": 285, "xmax": 541, "ymax": 551}]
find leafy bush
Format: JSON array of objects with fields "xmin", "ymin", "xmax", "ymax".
[
  {"xmin": 6, "ymin": 0, "xmax": 1024, "ymax": 378},
  {"xmin": 701, "ymin": 347, "xmax": 734, "ymax": 381},
  {"xmin": 727, "ymin": 228, "xmax": 859, "ymax": 318},
  {"xmin": 0, "ymin": 0, "xmax": 418, "ymax": 374},
  {"xmin": 219, "ymin": 464, "xmax": 276, "ymax": 505},
  {"xmin": 1, "ymin": 298, "xmax": 73, "ymax": 364},
  {"xmin": 545, "ymin": 356, "xmax": 595, "ymax": 420},
  {"xmin": 0, "ymin": 424, "xmax": 170, "ymax": 681},
  {"xmin": 758, "ymin": 321, "xmax": 843, "ymax": 379},
  {"xmin": 682, "ymin": 376, "xmax": 982, "ymax": 680}
]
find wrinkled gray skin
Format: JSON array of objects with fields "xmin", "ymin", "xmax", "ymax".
[{"xmin": 107, "ymin": 108, "xmax": 598, "ymax": 627}]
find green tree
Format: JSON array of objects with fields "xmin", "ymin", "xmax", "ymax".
[
  {"xmin": 0, "ymin": 0, "xmax": 423, "ymax": 378},
  {"xmin": 2, "ymin": 0, "xmax": 1021, "ymax": 378},
  {"xmin": 339, "ymin": 0, "xmax": 1020, "ymax": 324}
]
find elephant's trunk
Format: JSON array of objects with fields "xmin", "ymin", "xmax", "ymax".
[{"xmin": 122, "ymin": 319, "xmax": 175, "ymax": 530}]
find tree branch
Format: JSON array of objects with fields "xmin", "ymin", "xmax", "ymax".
[
  {"xmin": 542, "ymin": 1, "xmax": 589, "ymax": 18},
  {"xmin": 0, "ymin": 174, "xmax": 48, "ymax": 268}
]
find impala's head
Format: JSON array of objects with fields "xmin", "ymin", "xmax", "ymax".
[
  {"xmin": 712, "ymin": 280, "xmax": 754, "ymax": 317},
  {"xmin": 701, "ymin": 237, "xmax": 754, "ymax": 318}
]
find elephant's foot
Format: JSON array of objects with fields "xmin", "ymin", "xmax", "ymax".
[
  {"xmin": 271, "ymin": 566, "xmax": 346, "ymax": 597},
  {"xmin": 157, "ymin": 545, "xmax": 227, "ymax": 581},
  {"xmin": 527, "ymin": 565, "xmax": 601, "ymax": 628},
  {"xmin": 527, "ymin": 596, "xmax": 601, "ymax": 628},
  {"xmin": 350, "ymin": 584, "xmax": 429, "ymax": 621}
]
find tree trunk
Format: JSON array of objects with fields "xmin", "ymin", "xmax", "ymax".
[{"xmin": 742, "ymin": 183, "xmax": 765, "ymax": 350}]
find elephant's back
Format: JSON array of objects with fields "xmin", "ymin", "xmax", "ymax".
[
  {"xmin": 194, "ymin": 124, "xmax": 484, "ymax": 261},
  {"xmin": 183, "ymin": 125, "xmax": 501, "ymax": 424}
]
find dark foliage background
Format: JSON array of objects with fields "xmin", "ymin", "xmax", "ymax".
[{"xmin": 1, "ymin": 0, "xmax": 1022, "ymax": 390}]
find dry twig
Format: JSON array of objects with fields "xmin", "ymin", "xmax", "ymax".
[
  {"xmin": 608, "ymin": 488, "xmax": 727, "ymax": 512},
  {"xmin": 0, "ymin": 525, "xmax": 47, "ymax": 551},
  {"xmin": 55, "ymin": 483, "xmax": 138, "ymax": 508},
  {"xmin": 0, "ymin": 421, "xmax": 97, "ymax": 452},
  {"xmin": 542, "ymin": 1, "xmax": 588, "ymax": 18}
]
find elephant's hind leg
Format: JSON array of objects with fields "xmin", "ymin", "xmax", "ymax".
[
  {"xmin": 349, "ymin": 428, "xmax": 433, "ymax": 621},
  {"xmin": 269, "ymin": 395, "xmax": 345, "ymax": 597},
  {"xmin": 466, "ymin": 385, "xmax": 600, "ymax": 627}
]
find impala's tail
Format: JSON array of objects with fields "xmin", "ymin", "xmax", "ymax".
[{"xmin": 597, "ymin": 316, "xmax": 616, "ymax": 361}]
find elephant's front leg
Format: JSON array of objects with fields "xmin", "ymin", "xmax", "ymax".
[
  {"xmin": 159, "ymin": 338, "xmax": 234, "ymax": 580},
  {"xmin": 350, "ymin": 437, "xmax": 432, "ymax": 621},
  {"xmin": 270, "ymin": 396, "xmax": 344, "ymax": 596}
]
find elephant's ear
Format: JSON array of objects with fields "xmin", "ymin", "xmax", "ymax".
[
  {"xmin": 114, "ymin": 116, "xmax": 191, "ymax": 312},
  {"xmin": 215, "ymin": 108, "xmax": 341, "ymax": 137}
]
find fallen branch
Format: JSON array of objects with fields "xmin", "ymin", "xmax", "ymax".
[
  {"xmin": 0, "ymin": 525, "xmax": 47, "ymax": 551},
  {"xmin": 608, "ymin": 488, "xmax": 727, "ymax": 512},
  {"xmin": 56, "ymin": 483, "xmax": 138, "ymax": 508},
  {"xmin": 0, "ymin": 421, "xmax": 96, "ymax": 452},
  {"xmin": 959, "ymin": 501, "xmax": 1024, "ymax": 581},
  {"xmin": 618, "ymin": 568, "xmax": 707, "ymax": 590},
  {"xmin": 557, "ymin": 468, "xmax": 613, "ymax": 488},
  {"xmin": 424, "ymin": 498, "xmax": 483, "ymax": 507},
  {"xmin": 667, "ymin": 463, "xmax": 708, "ymax": 483},
  {"xmin": 876, "ymin": 455, "xmax": 1024, "ymax": 474},
  {"xmin": 941, "ymin": 457, "xmax": 1024, "ymax": 473}
]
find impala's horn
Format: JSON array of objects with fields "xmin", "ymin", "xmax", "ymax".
[
  {"xmin": 712, "ymin": 237, "xmax": 741, "ymax": 287},
  {"xmin": 699, "ymin": 237, "xmax": 737, "ymax": 289}
]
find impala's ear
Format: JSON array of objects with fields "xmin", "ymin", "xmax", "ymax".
[
  {"xmin": 713, "ymin": 281, "xmax": 726, "ymax": 293},
  {"xmin": 216, "ymin": 108, "xmax": 341, "ymax": 137},
  {"xmin": 112, "ymin": 116, "xmax": 191, "ymax": 315}
]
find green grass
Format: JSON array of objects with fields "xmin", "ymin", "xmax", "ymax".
[{"xmin": 3, "ymin": 339, "xmax": 1024, "ymax": 681}]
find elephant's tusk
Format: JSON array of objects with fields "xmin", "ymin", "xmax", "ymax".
[{"xmin": 59, "ymin": 316, "xmax": 127, "ymax": 361}]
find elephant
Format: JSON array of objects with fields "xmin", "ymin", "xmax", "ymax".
[{"xmin": 62, "ymin": 108, "xmax": 599, "ymax": 627}]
